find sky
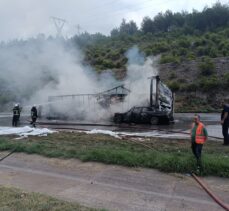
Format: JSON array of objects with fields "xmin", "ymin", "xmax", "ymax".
[{"xmin": 0, "ymin": 0, "xmax": 228, "ymax": 41}]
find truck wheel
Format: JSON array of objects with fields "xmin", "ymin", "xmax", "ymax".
[
  {"xmin": 150, "ymin": 117, "xmax": 159, "ymax": 125},
  {"xmin": 114, "ymin": 115, "xmax": 122, "ymax": 124}
]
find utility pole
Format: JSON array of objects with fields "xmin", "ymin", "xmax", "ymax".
[{"xmin": 51, "ymin": 16, "xmax": 67, "ymax": 37}]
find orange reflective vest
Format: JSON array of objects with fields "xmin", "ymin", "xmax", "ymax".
[{"xmin": 195, "ymin": 122, "xmax": 207, "ymax": 144}]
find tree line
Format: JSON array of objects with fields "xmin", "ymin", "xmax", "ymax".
[{"xmin": 110, "ymin": 2, "xmax": 229, "ymax": 36}]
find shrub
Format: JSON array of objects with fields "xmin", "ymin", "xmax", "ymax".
[
  {"xmin": 108, "ymin": 50, "xmax": 120, "ymax": 60},
  {"xmin": 178, "ymin": 47, "xmax": 188, "ymax": 56},
  {"xmin": 167, "ymin": 81, "xmax": 180, "ymax": 92},
  {"xmin": 223, "ymin": 72, "xmax": 229, "ymax": 87},
  {"xmin": 180, "ymin": 83, "xmax": 198, "ymax": 92},
  {"xmin": 208, "ymin": 47, "xmax": 218, "ymax": 58},
  {"xmin": 160, "ymin": 54, "xmax": 180, "ymax": 64},
  {"xmin": 95, "ymin": 57, "xmax": 103, "ymax": 65},
  {"xmin": 187, "ymin": 52, "xmax": 196, "ymax": 60},
  {"xmin": 198, "ymin": 58, "xmax": 215, "ymax": 76},
  {"xmin": 198, "ymin": 75, "xmax": 220, "ymax": 91},
  {"xmin": 154, "ymin": 41, "xmax": 170, "ymax": 53},
  {"xmin": 102, "ymin": 59, "xmax": 115, "ymax": 69},
  {"xmin": 115, "ymin": 61, "xmax": 122, "ymax": 68},
  {"xmin": 121, "ymin": 57, "xmax": 128, "ymax": 65},
  {"xmin": 145, "ymin": 48, "xmax": 153, "ymax": 56},
  {"xmin": 169, "ymin": 72, "xmax": 177, "ymax": 79},
  {"xmin": 178, "ymin": 38, "xmax": 191, "ymax": 48},
  {"xmin": 196, "ymin": 46, "xmax": 208, "ymax": 56}
]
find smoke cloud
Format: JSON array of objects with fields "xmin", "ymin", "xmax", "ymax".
[{"xmin": 0, "ymin": 39, "xmax": 159, "ymax": 122}]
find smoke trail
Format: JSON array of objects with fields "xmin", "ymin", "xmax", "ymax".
[
  {"xmin": 0, "ymin": 39, "xmax": 159, "ymax": 121},
  {"xmin": 123, "ymin": 46, "xmax": 159, "ymax": 108}
]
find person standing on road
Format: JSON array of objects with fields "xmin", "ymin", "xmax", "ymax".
[
  {"xmin": 190, "ymin": 114, "xmax": 208, "ymax": 173},
  {"xmin": 221, "ymin": 101, "xmax": 229, "ymax": 146},
  {"xmin": 30, "ymin": 105, "xmax": 38, "ymax": 127},
  {"xmin": 12, "ymin": 104, "xmax": 20, "ymax": 127}
]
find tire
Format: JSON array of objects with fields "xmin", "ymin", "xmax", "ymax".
[
  {"xmin": 150, "ymin": 116, "xmax": 159, "ymax": 125},
  {"xmin": 114, "ymin": 115, "xmax": 122, "ymax": 124}
]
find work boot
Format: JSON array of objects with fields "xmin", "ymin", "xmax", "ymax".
[
  {"xmin": 196, "ymin": 166, "xmax": 201, "ymax": 176},
  {"xmin": 197, "ymin": 158, "xmax": 202, "ymax": 169}
]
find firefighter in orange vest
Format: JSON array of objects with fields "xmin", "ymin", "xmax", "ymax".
[{"xmin": 191, "ymin": 114, "xmax": 208, "ymax": 172}]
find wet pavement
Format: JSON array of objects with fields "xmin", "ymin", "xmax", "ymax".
[
  {"xmin": 0, "ymin": 112, "xmax": 223, "ymax": 139},
  {"xmin": 0, "ymin": 153, "xmax": 228, "ymax": 211}
]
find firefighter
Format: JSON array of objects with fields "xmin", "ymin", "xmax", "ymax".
[
  {"xmin": 190, "ymin": 114, "xmax": 208, "ymax": 174},
  {"xmin": 30, "ymin": 105, "xmax": 38, "ymax": 127},
  {"xmin": 12, "ymin": 104, "xmax": 20, "ymax": 127}
]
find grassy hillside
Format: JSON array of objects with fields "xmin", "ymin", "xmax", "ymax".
[
  {"xmin": 73, "ymin": 27, "xmax": 229, "ymax": 72},
  {"xmin": 71, "ymin": 29, "xmax": 229, "ymax": 112},
  {"xmin": 70, "ymin": 3, "xmax": 229, "ymax": 111}
]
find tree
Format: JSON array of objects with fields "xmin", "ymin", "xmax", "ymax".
[
  {"xmin": 110, "ymin": 28, "xmax": 119, "ymax": 37},
  {"xmin": 119, "ymin": 19, "xmax": 138, "ymax": 35},
  {"xmin": 141, "ymin": 17, "xmax": 155, "ymax": 33}
]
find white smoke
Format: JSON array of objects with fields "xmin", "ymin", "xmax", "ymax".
[
  {"xmin": 0, "ymin": 39, "xmax": 159, "ymax": 122},
  {"xmin": 123, "ymin": 46, "xmax": 158, "ymax": 108}
]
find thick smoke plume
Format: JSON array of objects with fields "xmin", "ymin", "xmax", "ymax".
[{"xmin": 0, "ymin": 39, "xmax": 158, "ymax": 121}]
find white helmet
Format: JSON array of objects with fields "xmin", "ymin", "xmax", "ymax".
[{"xmin": 15, "ymin": 103, "xmax": 18, "ymax": 107}]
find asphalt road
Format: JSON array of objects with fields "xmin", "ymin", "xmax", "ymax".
[
  {"xmin": 0, "ymin": 153, "xmax": 228, "ymax": 211},
  {"xmin": 0, "ymin": 113, "xmax": 224, "ymax": 139}
]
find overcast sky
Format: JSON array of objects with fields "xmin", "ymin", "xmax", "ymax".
[{"xmin": 0, "ymin": 0, "xmax": 228, "ymax": 41}]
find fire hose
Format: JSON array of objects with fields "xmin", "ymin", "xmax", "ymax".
[
  {"xmin": 35, "ymin": 121, "xmax": 223, "ymax": 140},
  {"xmin": 192, "ymin": 173, "xmax": 229, "ymax": 211},
  {"xmin": 0, "ymin": 149, "xmax": 16, "ymax": 162}
]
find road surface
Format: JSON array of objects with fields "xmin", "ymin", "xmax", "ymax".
[{"xmin": 0, "ymin": 152, "xmax": 228, "ymax": 211}]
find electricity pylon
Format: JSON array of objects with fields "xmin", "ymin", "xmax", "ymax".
[{"xmin": 51, "ymin": 16, "xmax": 67, "ymax": 37}]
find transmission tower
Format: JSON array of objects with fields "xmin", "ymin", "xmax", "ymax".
[{"xmin": 51, "ymin": 16, "xmax": 67, "ymax": 37}]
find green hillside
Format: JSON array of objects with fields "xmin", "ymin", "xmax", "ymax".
[
  {"xmin": 72, "ymin": 2, "xmax": 229, "ymax": 71},
  {"xmin": 69, "ymin": 2, "xmax": 229, "ymax": 111}
]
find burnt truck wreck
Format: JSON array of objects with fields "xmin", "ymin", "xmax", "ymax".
[
  {"xmin": 47, "ymin": 85, "xmax": 130, "ymax": 120},
  {"xmin": 113, "ymin": 76, "xmax": 174, "ymax": 125}
]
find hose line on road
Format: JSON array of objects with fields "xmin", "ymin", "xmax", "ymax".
[
  {"xmin": 0, "ymin": 149, "xmax": 16, "ymax": 162},
  {"xmin": 192, "ymin": 173, "xmax": 229, "ymax": 211},
  {"xmin": 36, "ymin": 121, "xmax": 223, "ymax": 141}
]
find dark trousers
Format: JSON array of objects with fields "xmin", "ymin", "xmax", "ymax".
[
  {"xmin": 222, "ymin": 122, "xmax": 229, "ymax": 145},
  {"xmin": 31, "ymin": 117, "xmax": 37, "ymax": 127},
  {"xmin": 191, "ymin": 142, "xmax": 203, "ymax": 167},
  {"xmin": 12, "ymin": 115, "xmax": 19, "ymax": 127}
]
